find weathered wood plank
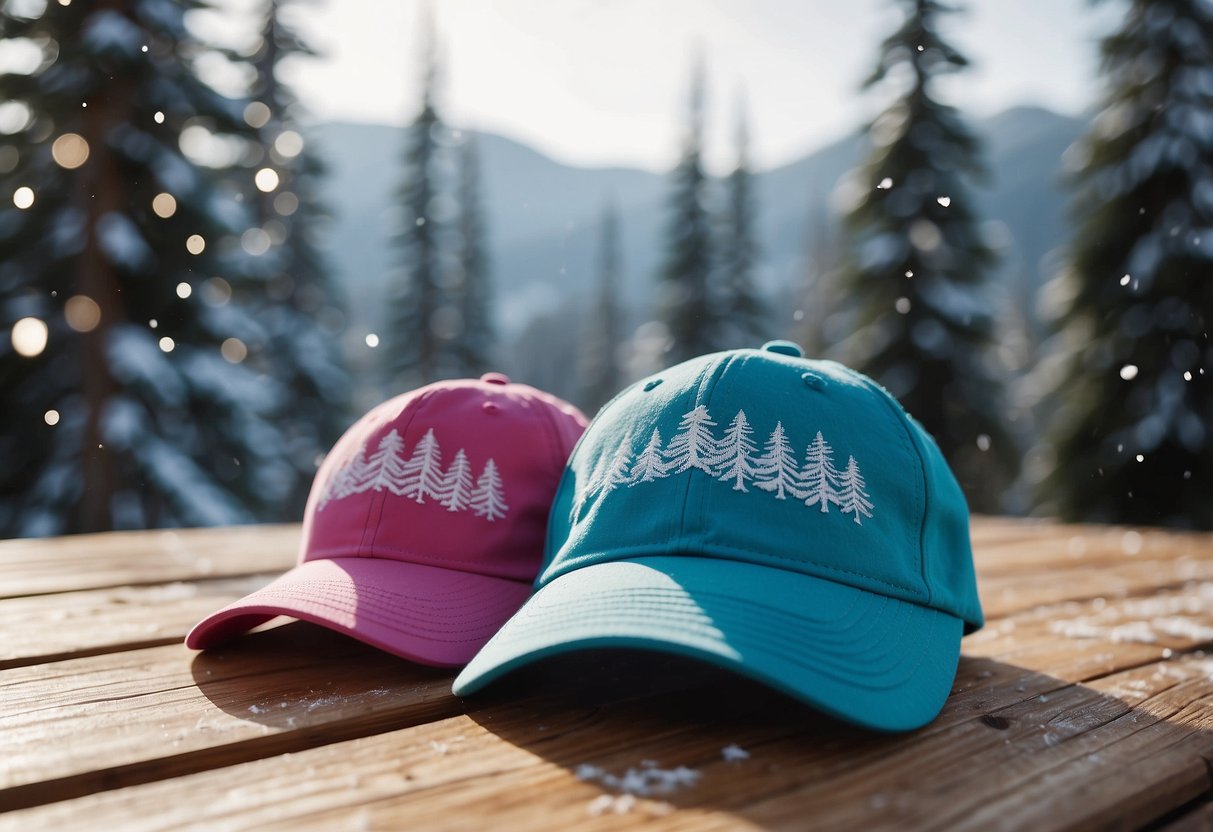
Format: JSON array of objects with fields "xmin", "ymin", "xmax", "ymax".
[
  {"xmin": 0, "ymin": 575, "xmax": 279, "ymax": 670},
  {"xmin": 0, "ymin": 525, "xmax": 298, "ymax": 599},
  {"xmin": 979, "ymin": 557, "xmax": 1213, "ymax": 620},
  {"xmin": 5, "ymin": 654, "xmax": 1212, "ymax": 832},
  {"xmin": 971, "ymin": 521, "xmax": 1213, "ymax": 576},
  {"xmin": 0, "ymin": 623, "xmax": 460, "ymax": 811}
]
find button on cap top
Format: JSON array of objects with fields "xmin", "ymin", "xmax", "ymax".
[
  {"xmin": 480, "ymin": 372, "xmax": 510, "ymax": 385},
  {"xmin": 761, "ymin": 340, "xmax": 804, "ymax": 358}
]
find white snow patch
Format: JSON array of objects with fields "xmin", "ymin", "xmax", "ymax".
[
  {"xmin": 575, "ymin": 760, "xmax": 701, "ymax": 797},
  {"xmin": 721, "ymin": 743, "xmax": 750, "ymax": 762}
]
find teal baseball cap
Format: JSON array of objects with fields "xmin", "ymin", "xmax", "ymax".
[{"xmin": 453, "ymin": 342, "xmax": 983, "ymax": 731}]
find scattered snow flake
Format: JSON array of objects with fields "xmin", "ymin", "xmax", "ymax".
[
  {"xmin": 1120, "ymin": 273, "xmax": 1131, "ymax": 286},
  {"xmin": 936, "ymin": 196, "xmax": 951, "ymax": 207},
  {"xmin": 586, "ymin": 795, "xmax": 615, "ymax": 817},
  {"xmin": 576, "ymin": 761, "xmax": 701, "ymax": 797},
  {"xmin": 976, "ymin": 434, "xmax": 991, "ymax": 451},
  {"xmin": 429, "ymin": 741, "xmax": 450, "ymax": 755},
  {"xmin": 1119, "ymin": 364, "xmax": 1139, "ymax": 380},
  {"xmin": 877, "ymin": 176, "xmax": 894, "ymax": 190},
  {"xmin": 721, "ymin": 743, "xmax": 750, "ymax": 762}
]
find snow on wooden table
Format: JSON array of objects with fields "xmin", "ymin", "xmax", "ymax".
[{"xmin": 1, "ymin": 518, "xmax": 1213, "ymax": 830}]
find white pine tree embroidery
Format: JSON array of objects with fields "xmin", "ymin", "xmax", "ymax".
[
  {"xmin": 367, "ymin": 429, "xmax": 411, "ymax": 495},
  {"xmin": 800, "ymin": 431, "xmax": 842, "ymax": 513},
  {"xmin": 599, "ymin": 433, "xmax": 635, "ymax": 494},
  {"xmin": 753, "ymin": 421, "xmax": 801, "ymax": 500},
  {"xmin": 470, "ymin": 458, "xmax": 508, "ymax": 521},
  {"xmin": 398, "ymin": 428, "xmax": 445, "ymax": 503},
  {"xmin": 839, "ymin": 455, "xmax": 874, "ymax": 525},
  {"xmin": 664, "ymin": 406, "xmax": 720, "ymax": 474},
  {"xmin": 629, "ymin": 429, "xmax": 670, "ymax": 483},
  {"xmin": 437, "ymin": 448, "xmax": 474, "ymax": 512},
  {"xmin": 319, "ymin": 450, "xmax": 367, "ymax": 508},
  {"xmin": 710, "ymin": 409, "xmax": 758, "ymax": 492}
]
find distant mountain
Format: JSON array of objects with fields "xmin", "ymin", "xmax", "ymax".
[{"xmin": 308, "ymin": 106, "xmax": 1086, "ymax": 395}]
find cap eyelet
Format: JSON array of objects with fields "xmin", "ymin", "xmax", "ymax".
[
  {"xmin": 643, "ymin": 379, "xmax": 663, "ymax": 392},
  {"xmin": 482, "ymin": 401, "xmax": 500, "ymax": 414},
  {"xmin": 801, "ymin": 372, "xmax": 826, "ymax": 391}
]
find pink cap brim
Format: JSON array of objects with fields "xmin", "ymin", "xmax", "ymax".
[{"xmin": 185, "ymin": 557, "xmax": 534, "ymax": 667}]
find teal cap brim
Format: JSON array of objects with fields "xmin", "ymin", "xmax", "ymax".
[{"xmin": 452, "ymin": 557, "xmax": 963, "ymax": 732}]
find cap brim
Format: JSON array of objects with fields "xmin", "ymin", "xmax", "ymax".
[
  {"xmin": 186, "ymin": 557, "xmax": 533, "ymax": 668},
  {"xmin": 452, "ymin": 557, "xmax": 963, "ymax": 731}
]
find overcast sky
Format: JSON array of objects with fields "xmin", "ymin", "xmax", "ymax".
[{"xmin": 207, "ymin": 0, "xmax": 1124, "ymax": 173}]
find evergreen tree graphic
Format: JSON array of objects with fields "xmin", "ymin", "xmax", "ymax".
[
  {"xmin": 367, "ymin": 430, "xmax": 410, "ymax": 495},
  {"xmin": 630, "ymin": 429, "xmax": 670, "ymax": 483},
  {"xmin": 839, "ymin": 456, "xmax": 875, "ymax": 525},
  {"xmin": 470, "ymin": 459, "xmax": 508, "ymax": 521},
  {"xmin": 323, "ymin": 447, "xmax": 373, "ymax": 507},
  {"xmin": 599, "ymin": 433, "xmax": 635, "ymax": 494},
  {"xmin": 664, "ymin": 406, "xmax": 720, "ymax": 474},
  {"xmin": 754, "ymin": 421, "xmax": 801, "ymax": 500},
  {"xmin": 801, "ymin": 431, "xmax": 842, "ymax": 513},
  {"xmin": 437, "ymin": 448, "xmax": 474, "ymax": 512},
  {"xmin": 710, "ymin": 410, "xmax": 758, "ymax": 491},
  {"xmin": 399, "ymin": 428, "xmax": 445, "ymax": 503}
]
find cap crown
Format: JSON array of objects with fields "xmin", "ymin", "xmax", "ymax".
[
  {"xmin": 543, "ymin": 347, "xmax": 983, "ymax": 630},
  {"xmin": 303, "ymin": 376, "xmax": 587, "ymax": 581}
]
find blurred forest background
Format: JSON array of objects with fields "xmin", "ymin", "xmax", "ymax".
[{"xmin": 0, "ymin": 0, "xmax": 1210, "ymax": 537}]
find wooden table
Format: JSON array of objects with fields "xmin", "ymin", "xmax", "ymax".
[{"xmin": 3, "ymin": 518, "xmax": 1213, "ymax": 830}]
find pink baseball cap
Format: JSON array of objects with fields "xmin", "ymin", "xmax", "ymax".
[{"xmin": 186, "ymin": 373, "xmax": 587, "ymax": 666}]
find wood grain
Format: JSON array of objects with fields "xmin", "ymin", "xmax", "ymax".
[
  {"xmin": 0, "ymin": 623, "xmax": 460, "ymax": 811},
  {"xmin": 4, "ymin": 516, "xmax": 1213, "ymax": 830},
  {"xmin": 0, "ymin": 575, "xmax": 279, "ymax": 669},
  {"xmin": 0, "ymin": 524, "xmax": 298, "ymax": 598}
]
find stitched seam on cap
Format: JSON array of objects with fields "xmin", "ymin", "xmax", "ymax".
[
  {"xmin": 560, "ymin": 544, "xmax": 915, "ymax": 593},
  {"xmin": 696, "ymin": 353, "xmax": 743, "ymax": 549},
  {"xmin": 363, "ymin": 390, "xmax": 433, "ymax": 556},
  {"xmin": 675, "ymin": 358, "xmax": 724, "ymax": 549},
  {"xmin": 531, "ymin": 389, "xmax": 570, "ymax": 481},
  {"xmin": 859, "ymin": 373, "xmax": 929, "ymax": 604}
]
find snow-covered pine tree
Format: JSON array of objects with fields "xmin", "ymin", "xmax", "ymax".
[
  {"xmin": 800, "ymin": 431, "xmax": 842, "ymax": 513},
  {"xmin": 630, "ymin": 429, "xmax": 669, "ymax": 483},
  {"xmin": 657, "ymin": 57, "xmax": 717, "ymax": 366},
  {"xmin": 578, "ymin": 202, "xmax": 624, "ymax": 414},
  {"xmin": 599, "ymin": 433, "xmax": 635, "ymax": 494},
  {"xmin": 715, "ymin": 97, "xmax": 766, "ymax": 349},
  {"xmin": 664, "ymin": 406, "xmax": 719, "ymax": 474},
  {"xmin": 1036, "ymin": 0, "xmax": 1213, "ymax": 529},
  {"xmin": 470, "ymin": 458, "xmax": 508, "ymax": 521},
  {"xmin": 453, "ymin": 136, "xmax": 492, "ymax": 377},
  {"xmin": 437, "ymin": 446, "xmax": 473, "ymax": 511},
  {"xmin": 383, "ymin": 10, "xmax": 445, "ymax": 389},
  {"xmin": 839, "ymin": 455, "xmax": 874, "ymax": 525},
  {"xmin": 367, "ymin": 429, "xmax": 409, "ymax": 494},
  {"xmin": 0, "ymin": 0, "xmax": 297, "ymax": 535},
  {"xmin": 754, "ymin": 421, "xmax": 800, "ymax": 499},
  {"xmin": 243, "ymin": 0, "xmax": 351, "ymax": 518},
  {"xmin": 834, "ymin": 0, "xmax": 1016, "ymax": 513},
  {"xmin": 711, "ymin": 409, "xmax": 758, "ymax": 491},
  {"xmin": 398, "ymin": 427, "xmax": 444, "ymax": 502}
]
